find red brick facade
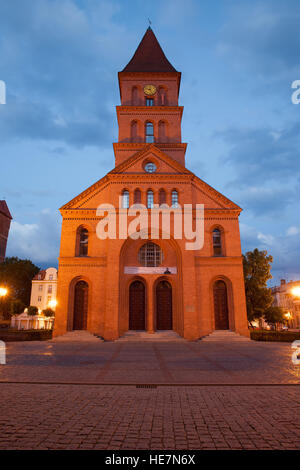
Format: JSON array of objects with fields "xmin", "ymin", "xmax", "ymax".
[
  {"xmin": 53, "ymin": 28, "xmax": 249, "ymax": 340},
  {"xmin": 0, "ymin": 200, "xmax": 12, "ymax": 263}
]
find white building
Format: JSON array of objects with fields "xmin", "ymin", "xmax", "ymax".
[
  {"xmin": 271, "ymin": 279, "xmax": 300, "ymax": 329},
  {"xmin": 30, "ymin": 267, "xmax": 58, "ymax": 311},
  {"xmin": 11, "ymin": 311, "xmax": 54, "ymax": 330}
]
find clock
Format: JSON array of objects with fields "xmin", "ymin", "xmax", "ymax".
[{"xmin": 144, "ymin": 84, "xmax": 156, "ymax": 96}]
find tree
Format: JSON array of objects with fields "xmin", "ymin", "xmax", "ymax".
[
  {"xmin": 42, "ymin": 308, "xmax": 55, "ymax": 317},
  {"xmin": 243, "ymin": 248, "xmax": 274, "ymax": 325},
  {"xmin": 10, "ymin": 299, "xmax": 25, "ymax": 317},
  {"xmin": 264, "ymin": 306, "xmax": 286, "ymax": 329},
  {"xmin": 27, "ymin": 306, "xmax": 38, "ymax": 316},
  {"xmin": 0, "ymin": 257, "xmax": 40, "ymax": 306}
]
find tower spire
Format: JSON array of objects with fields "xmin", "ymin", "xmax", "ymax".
[{"xmin": 122, "ymin": 28, "xmax": 177, "ymax": 73}]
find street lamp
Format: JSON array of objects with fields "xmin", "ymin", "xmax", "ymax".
[
  {"xmin": 0, "ymin": 286, "xmax": 8, "ymax": 320},
  {"xmin": 0, "ymin": 287, "xmax": 8, "ymax": 298},
  {"xmin": 291, "ymin": 287, "xmax": 300, "ymax": 298},
  {"xmin": 48, "ymin": 300, "xmax": 57, "ymax": 310},
  {"xmin": 285, "ymin": 312, "xmax": 292, "ymax": 320}
]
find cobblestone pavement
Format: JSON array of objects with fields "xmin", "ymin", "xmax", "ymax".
[
  {"xmin": 0, "ymin": 340, "xmax": 299, "ymax": 384},
  {"xmin": 0, "ymin": 340, "xmax": 299, "ymax": 450},
  {"xmin": 0, "ymin": 383, "xmax": 299, "ymax": 450}
]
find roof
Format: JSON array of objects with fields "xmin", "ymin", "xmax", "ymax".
[
  {"xmin": 122, "ymin": 27, "xmax": 177, "ymax": 73},
  {"xmin": 0, "ymin": 200, "xmax": 12, "ymax": 219},
  {"xmin": 33, "ymin": 270, "xmax": 46, "ymax": 281}
]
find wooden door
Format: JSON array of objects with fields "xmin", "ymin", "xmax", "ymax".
[
  {"xmin": 156, "ymin": 281, "xmax": 172, "ymax": 330},
  {"xmin": 129, "ymin": 281, "xmax": 145, "ymax": 330},
  {"xmin": 73, "ymin": 281, "xmax": 88, "ymax": 330},
  {"xmin": 213, "ymin": 280, "xmax": 229, "ymax": 330}
]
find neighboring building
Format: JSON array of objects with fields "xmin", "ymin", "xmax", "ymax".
[
  {"xmin": 0, "ymin": 200, "xmax": 12, "ymax": 263},
  {"xmin": 30, "ymin": 267, "xmax": 58, "ymax": 311},
  {"xmin": 271, "ymin": 279, "xmax": 300, "ymax": 329},
  {"xmin": 11, "ymin": 311, "xmax": 54, "ymax": 330},
  {"xmin": 53, "ymin": 28, "xmax": 249, "ymax": 341}
]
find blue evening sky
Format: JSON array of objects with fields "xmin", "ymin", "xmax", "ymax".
[{"xmin": 1, "ymin": 0, "xmax": 300, "ymax": 285}]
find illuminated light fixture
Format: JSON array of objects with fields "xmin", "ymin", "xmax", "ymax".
[
  {"xmin": 48, "ymin": 300, "xmax": 57, "ymax": 309},
  {"xmin": 0, "ymin": 287, "xmax": 8, "ymax": 297},
  {"xmin": 291, "ymin": 287, "xmax": 300, "ymax": 298}
]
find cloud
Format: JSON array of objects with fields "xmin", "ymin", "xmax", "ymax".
[
  {"xmin": 6, "ymin": 210, "xmax": 61, "ymax": 266},
  {"xmin": 233, "ymin": 186, "xmax": 294, "ymax": 217},
  {"xmin": 240, "ymin": 222, "xmax": 300, "ymax": 280},
  {"xmin": 286, "ymin": 226, "xmax": 300, "ymax": 236},
  {"xmin": 217, "ymin": 1, "xmax": 300, "ymax": 77},
  {"xmin": 0, "ymin": 0, "xmax": 129, "ymax": 148},
  {"xmin": 157, "ymin": 0, "xmax": 197, "ymax": 27},
  {"xmin": 218, "ymin": 123, "xmax": 300, "ymax": 186}
]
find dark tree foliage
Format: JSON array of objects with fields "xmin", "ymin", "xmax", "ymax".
[
  {"xmin": 243, "ymin": 248, "xmax": 274, "ymax": 324},
  {"xmin": 27, "ymin": 306, "xmax": 38, "ymax": 316},
  {"xmin": 0, "ymin": 257, "xmax": 40, "ymax": 306},
  {"xmin": 10, "ymin": 299, "xmax": 25, "ymax": 316},
  {"xmin": 42, "ymin": 308, "xmax": 55, "ymax": 317},
  {"xmin": 264, "ymin": 306, "xmax": 286, "ymax": 329}
]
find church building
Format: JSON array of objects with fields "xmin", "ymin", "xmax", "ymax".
[{"xmin": 53, "ymin": 28, "xmax": 249, "ymax": 341}]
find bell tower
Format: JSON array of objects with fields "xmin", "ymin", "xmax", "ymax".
[{"xmin": 113, "ymin": 27, "xmax": 187, "ymax": 167}]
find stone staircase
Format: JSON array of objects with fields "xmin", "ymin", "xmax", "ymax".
[
  {"xmin": 200, "ymin": 330, "xmax": 251, "ymax": 342},
  {"xmin": 50, "ymin": 330, "xmax": 104, "ymax": 342},
  {"xmin": 115, "ymin": 330, "xmax": 186, "ymax": 342}
]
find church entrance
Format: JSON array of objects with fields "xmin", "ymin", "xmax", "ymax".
[
  {"xmin": 73, "ymin": 281, "xmax": 88, "ymax": 330},
  {"xmin": 213, "ymin": 280, "xmax": 229, "ymax": 330},
  {"xmin": 156, "ymin": 280, "xmax": 173, "ymax": 330},
  {"xmin": 129, "ymin": 281, "xmax": 146, "ymax": 330}
]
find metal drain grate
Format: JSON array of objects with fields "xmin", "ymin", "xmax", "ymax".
[{"xmin": 136, "ymin": 384, "xmax": 157, "ymax": 389}]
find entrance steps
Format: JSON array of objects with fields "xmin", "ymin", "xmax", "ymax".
[
  {"xmin": 200, "ymin": 330, "xmax": 251, "ymax": 342},
  {"xmin": 50, "ymin": 330, "xmax": 104, "ymax": 342},
  {"xmin": 116, "ymin": 330, "xmax": 186, "ymax": 342}
]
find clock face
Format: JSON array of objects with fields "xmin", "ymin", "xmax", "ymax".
[{"xmin": 144, "ymin": 84, "xmax": 156, "ymax": 96}]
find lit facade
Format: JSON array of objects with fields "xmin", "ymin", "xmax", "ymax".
[
  {"xmin": 0, "ymin": 200, "xmax": 12, "ymax": 263},
  {"xmin": 53, "ymin": 28, "xmax": 249, "ymax": 341},
  {"xmin": 30, "ymin": 267, "xmax": 58, "ymax": 311},
  {"xmin": 272, "ymin": 279, "xmax": 300, "ymax": 329}
]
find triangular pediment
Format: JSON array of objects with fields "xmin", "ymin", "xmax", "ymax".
[
  {"xmin": 110, "ymin": 144, "xmax": 190, "ymax": 175},
  {"xmin": 60, "ymin": 144, "xmax": 241, "ymax": 212}
]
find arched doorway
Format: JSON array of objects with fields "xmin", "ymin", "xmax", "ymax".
[
  {"xmin": 156, "ymin": 281, "xmax": 172, "ymax": 330},
  {"xmin": 73, "ymin": 281, "xmax": 88, "ymax": 330},
  {"xmin": 213, "ymin": 280, "xmax": 229, "ymax": 330},
  {"xmin": 129, "ymin": 281, "xmax": 145, "ymax": 330}
]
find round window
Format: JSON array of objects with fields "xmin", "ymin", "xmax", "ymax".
[
  {"xmin": 138, "ymin": 242, "xmax": 163, "ymax": 267},
  {"xmin": 144, "ymin": 162, "xmax": 157, "ymax": 173}
]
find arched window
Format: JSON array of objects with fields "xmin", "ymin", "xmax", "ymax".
[
  {"xmin": 171, "ymin": 189, "xmax": 179, "ymax": 207},
  {"xmin": 147, "ymin": 190, "xmax": 154, "ymax": 209},
  {"xmin": 213, "ymin": 229, "xmax": 222, "ymax": 256},
  {"xmin": 158, "ymin": 121, "xmax": 166, "ymax": 142},
  {"xmin": 138, "ymin": 242, "xmax": 163, "ymax": 267},
  {"xmin": 132, "ymin": 86, "xmax": 138, "ymax": 106},
  {"xmin": 77, "ymin": 228, "xmax": 88, "ymax": 257},
  {"xmin": 122, "ymin": 190, "xmax": 130, "ymax": 209},
  {"xmin": 134, "ymin": 188, "xmax": 141, "ymax": 204},
  {"xmin": 158, "ymin": 87, "xmax": 167, "ymax": 105},
  {"xmin": 145, "ymin": 122, "xmax": 154, "ymax": 143},
  {"xmin": 159, "ymin": 189, "xmax": 166, "ymax": 205},
  {"xmin": 130, "ymin": 120, "xmax": 138, "ymax": 142}
]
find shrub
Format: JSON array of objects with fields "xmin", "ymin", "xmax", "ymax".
[
  {"xmin": 27, "ymin": 305, "xmax": 38, "ymax": 316},
  {"xmin": 251, "ymin": 329, "xmax": 300, "ymax": 342},
  {"xmin": 0, "ymin": 329, "xmax": 52, "ymax": 342},
  {"xmin": 42, "ymin": 308, "xmax": 55, "ymax": 317}
]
